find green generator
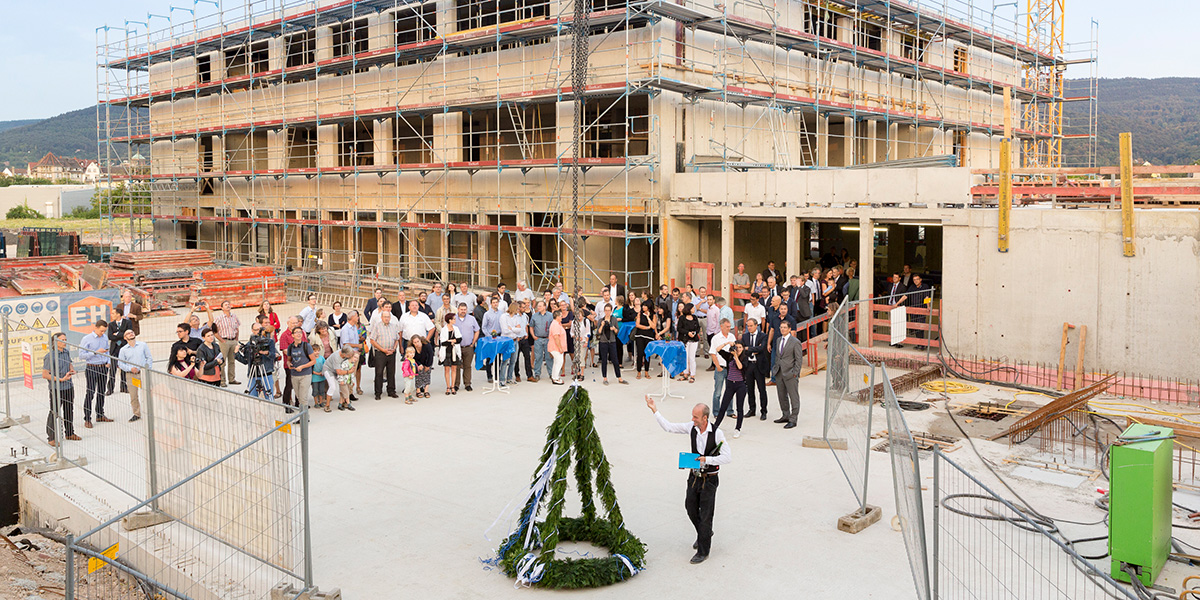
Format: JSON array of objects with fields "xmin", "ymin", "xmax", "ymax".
[{"xmin": 1109, "ymin": 423, "xmax": 1173, "ymax": 586}]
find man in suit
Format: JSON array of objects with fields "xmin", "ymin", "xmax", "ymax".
[
  {"xmin": 760, "ymin": 261, "xmax": 783, "ymax": 286},
  {"xmin": 900, "ymin": 265, "xmax": 914, "ymax": 288},
  {"xmin": 116, "ymin": 289, "xmax": 143, "ymax": 336},
  {"xmin": 770, "ymin": 320, "xmax": 803, "ymax": 429},
  {"xmin": 884, "ymin": 273, "xmax": 909, "ymax": 348},
  {"xmin": 606, "ymin": 273, "xmax": 626, "ymax": 306},
  {"xmin": 106, "ymin": 306, "xmax": 132, "ymax": 395},
  {"xmin": 740, "ymin": 317, "xmax": 769, "ymax": 420},
  {"xmin": 363, "ymin": 288, "xmax": 385, "ymax": 322},
  {"xmin": 907, "ymin": 274, "xmax": 934, "ymax": 349}
]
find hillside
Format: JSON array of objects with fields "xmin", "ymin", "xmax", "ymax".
[
  {"xmin": 1064, "ymin": 77, "xmax": 1200, "ymax": 166},
  {"xmin": 0, "ymin": 107, "xmax": 99, "ymax": 167},
  {"xmin": 0, "ymin": 120, "xmax": 39, "ymax": 134}
]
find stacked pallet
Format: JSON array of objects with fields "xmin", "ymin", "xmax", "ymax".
[
  {"xmin": 0, "ymin": 256, "xmax": 90, "ymax": 296},
  {"xmin": 15, "ymin": 229, "xmax": 81, "ymax": 258},
  {"xmin": 110, "ymin": 250, "xmax": 214, "ymax": 271},
  {"xmin": 192, "ymin": 267, "xmax": 285, "ymax": 308}
]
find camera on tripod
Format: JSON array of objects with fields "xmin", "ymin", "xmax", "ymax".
[{"xmin": 237, "ymin": 336, "xmax": 271, "ymax": 365}]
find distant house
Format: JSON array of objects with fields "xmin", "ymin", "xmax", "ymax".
[
  {"xmin": 27, "ymin": 152, "xmax": 100, "ymax": 183},
  {"xmin": 1, "ymin": 166, "xmax": 27, "ymax": 177}
]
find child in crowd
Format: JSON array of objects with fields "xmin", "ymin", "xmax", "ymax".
[
  {"xmin": 335, "ymin": 347, "xmax": 357, "ymax": 412},
  {"xmin": 401, "ymin": 345, "xmax": 418, "ymax": 404},
  {"xmin": 312, "ymin": 353, "xmax": 329, "ymax": 412}
]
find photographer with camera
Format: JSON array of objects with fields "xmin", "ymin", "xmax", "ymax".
[
  {"xmin": 286, "ymin": 325, "xmax": 317, "ymax": 409},
  {"xmin": 169, "ymin": 345, "xmax": 198, "ymax": 380},
  {"xmin": 184, "ymin": 298, "xmax": 215, "ymax": 341},
  {"xmin": 238, "ymin": 322, "xmax": 278, "ymax": 401}
]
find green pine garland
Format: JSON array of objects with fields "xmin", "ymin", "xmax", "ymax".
[{"xmin": 495, "ymin": 386, "xmax": 646, "ymax": 588}]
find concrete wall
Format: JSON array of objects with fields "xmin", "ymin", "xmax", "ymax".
[
  {"xmin": 670, "ymin": 167, "xmax": 972, "ymax": 207},
  {"xmin": 0, "ymin": 185, "xmax": 95, "ymax": 218},
  {"xmin": 942, "ymin": 209, "xmax": 1200, "ymax": 380}
]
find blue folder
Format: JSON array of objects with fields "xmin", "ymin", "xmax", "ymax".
[{"xmin": 678, "ymin": 452, "xmax": 702, "ymax": 470}]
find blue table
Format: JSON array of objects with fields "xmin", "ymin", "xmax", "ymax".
[
  {"xmin": 646, "ymin": 340, "xmax": 687, "ymax": 378},
  {"xmin": 617, "ymin": 321, "xmax": 636, "ymax": 345},
  {"xmin": 474, "ymin": 336, "xmax": 516, "ymax": 371}
]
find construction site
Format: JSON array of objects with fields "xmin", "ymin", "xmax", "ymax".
[{"xmin": 0, "ymin": 0, "xmax": 1186, "ymax": 598}]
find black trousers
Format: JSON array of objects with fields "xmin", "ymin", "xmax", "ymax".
[
  {"xmin": 83, "ymin": 364, "xmax": 108, "ymax": 420},
  {"xmin": 715, "ymin": 379, "xmax": 747, "ymax": 431},
  {"xmin": 744, "ymin": 363, "xmax": 767, "ymax": 416},
  {"xmin": 519, "ymin": 338, "xmax": 534, "ymax": 377},
  {"xmin": 372, "ymin": 349, "xmax": 397, "ymax": 396},
  {"xmin": 685, "ymin": 472, "xmax": 719, "ymax": 556},
  {"xmin": 46, "ymin": 386, "xmax": 75, "ymax": 441},
  {"xmin": 106, "ymin": 356, "xmax": 125, "ymax": 394},
  {"xmin": 635, "ymin": 337, "xmax": 652, "ymax": 373},
  {"xmin": 599, "ymin": 341, "xmax": 621, "ymax": 379}
]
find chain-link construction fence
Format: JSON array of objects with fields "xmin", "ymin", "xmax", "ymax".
[
  {"xmin": 0, "ymin": 313, "xmax": 313, "ymax": 599},
  {"xmin": 879, "ymin": 364, "xmax": 931, "ymax": 600},
  {"xmin": 823, "ymin": 300, "xmax": 877, "ymax": 514},
  {"xmin": 931, "ymin": 449, "xmax": 1137, "ymax": 599}
]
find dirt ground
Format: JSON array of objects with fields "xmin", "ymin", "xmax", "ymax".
[{"xmin": 0, "ymin": 526, "xmax": 147, "ymax": 600}]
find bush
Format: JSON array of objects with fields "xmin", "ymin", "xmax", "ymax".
[
  {"xmin": 6, "ymin": 203, "xmax": 44, "ymax": 219},
  {"xmin": 66, "ymin": 204, "xmax": 101, "ymax": 219}
]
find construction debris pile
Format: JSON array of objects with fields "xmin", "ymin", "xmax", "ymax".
[{"xmin": 0, "ymin": 249, "xmax": 284, "ymax": 311}]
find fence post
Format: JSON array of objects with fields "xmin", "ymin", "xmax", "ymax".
[
  {"xmin": 143, "ymin": 367, "xmax": 160, "ymax": 511},
  {"xmin": 860, "ymin": 365, "xmax": 874, "ymax": 515},
  {"xmin": 931, "ymin": 450, "xmax": 940, "ymax": 599},
  {"xmin": 301, "ymin": 409, "xmax": 314, "ymax": 589},
  {"xmin": 65, "ymin": 534, "xmax": 74, "ymax": 600}
]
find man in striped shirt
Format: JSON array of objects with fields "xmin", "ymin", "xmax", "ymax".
[{"xmin": 369, "ymin": 310, "xmax": 402, "ymax": 400}]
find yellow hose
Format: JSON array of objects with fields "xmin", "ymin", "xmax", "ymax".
[
  {"xmin": 1006, "ymin": 390, "xmax": 1052, "ymax": 409},
  {"xmin": 921, "ymin": 381, "xmax": 979, "ymax": 394}
]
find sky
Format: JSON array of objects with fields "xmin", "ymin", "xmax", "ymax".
[{"xmin": 0, "ymin": 0, "xmax": 1193, "ymax": 121}]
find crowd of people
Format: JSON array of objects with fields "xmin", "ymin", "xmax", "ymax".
[{"xmin": 39, "ymin": 258, "xmax": 933, "ymax": 446}]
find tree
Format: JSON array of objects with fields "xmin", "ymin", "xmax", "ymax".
[
  {"xmin": 6, "ymin": 202, "xmax": 44, "ymax": 219},
  {"xmin": 91, "ymin": 182, "xmax": 151, "ymax": 217}
]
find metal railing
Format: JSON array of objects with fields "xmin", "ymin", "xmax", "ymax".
[
  {"xmin": 0, "ymin": 313, "xmax": 313, "ymax": 599},
  {"xmin": 880, "ymin": 364, "xmax": 931, "ymax": 600}
]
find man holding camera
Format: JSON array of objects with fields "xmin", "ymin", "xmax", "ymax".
[{"xmin": 240, "ymin": 321, "xmax": 278, "ymax": 401}]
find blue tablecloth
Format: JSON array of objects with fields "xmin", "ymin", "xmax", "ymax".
[
  {"xmin": 646, "ymin": 340, "xmax": 687, "ymax": 378},
  {"xmin": 474, "ymin": 337, "xmax": 516, "ymax": 370},
  {"xmin": 617, "ymin": 321, "xmax": 636, "ymax": 345}
]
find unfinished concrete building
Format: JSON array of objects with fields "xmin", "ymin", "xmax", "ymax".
[
  {"xmin": 98, "ymin": 0, "xmax": 1096, "ymax": 287},
  {"xmin": 99, "ymin": 0, "xmax": 1200, "ymax": 388}
]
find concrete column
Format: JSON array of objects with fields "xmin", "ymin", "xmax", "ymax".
[
  {"xmin": 836, "ymin": 16, "xmax": 854, "ymax": 44},
  {"xmin": 213, "ymin": 135, "xmax": 226, "ymax": 171},
  {"xmin": 317, "ymin": 124, "xmax": 338, "ymax": 168},
  {"xmin": 720, "ymin": 213, "xmax": 733, "ymax": 297},
  {"xmin": 368, "ymin": 13, "xmax": 393, "ymax": 52},
  {"xmin": 785, "ymin": 216, "xmax": 800, "ymax": 287},
  {"xmin": 857, "ymin": 215, "xmax": 874, "ymax": 346},
  {"xmin": 404, "ymin": 210, "xmax": 419, "ymax": 280},
  {"xmin": 865, "ymin": 120, "xmax": 878, "ymax": 163},
  {"xmin": 436, "ymin": 0, "xmax": 457, "ymax": 37},
  {"xmin": 268, "ymin": 38, "xmax": 285, "ymax": 72},
  {"xmin": 555, "ymin": 101, "xmax": 575, "ymax": 161},
  {"xmin": 374, "ymin": 119, "xmax": 393, "ymax": 165},
  {"xmin": 315, "ymin": 26, "xmax": 334, "ymax": 63},
  {"xmin": 266, "ymin": 130, "xmax": 286, "ymax": 171},
  {"xmin": 433, "ymin": 112, "xmax": 463, "ymax": 163},
  {"xmin": 479, "ymin": 215, "xmax": 491, "ymax": 288},
  {"xmin": 887, "ymin": 122, "xmax": 899, "ymax": 161},
  {"xmin": 842, "ymin": 116, "xmax": 855, "ymax": 167},
  {"xmin": 514, "ymin": 212, "xmax": 529, "ymax": 284},
  {"xmin": 816, "ymin": 115, "xmax": 829, "ymax": 168}
]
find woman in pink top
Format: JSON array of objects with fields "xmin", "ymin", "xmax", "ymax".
[{"xmin": 547, "ymin": 307, "xmax": 568, "ymax": 385}]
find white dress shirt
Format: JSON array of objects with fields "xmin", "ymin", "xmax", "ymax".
[
  {"xmin": 654, "ymin": 412, "xmax": 732, "ymax": 468},
  {"xmin": 709, "ymin": 331, "xmax": 737, "ymax": 367},
  {"xmin": 398, "ymin": 311, "xmax": 435, "ymax": 342},
  {"xmin": 743, "ymin": 303, "xmax": 767, "ymax": 326}
]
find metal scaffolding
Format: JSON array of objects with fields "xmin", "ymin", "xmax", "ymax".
[{"xmin": 95, "ymin": 0, "xmax": 1097, "ymax": 291}]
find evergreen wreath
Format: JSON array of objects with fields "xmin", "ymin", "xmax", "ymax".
[{"xmin": 494, "ymin": 385, "xmax": 646, "ymax": 588}]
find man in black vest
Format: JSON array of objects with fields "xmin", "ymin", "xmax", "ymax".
[{"xmin": 646, "ymin": 395, "xmax": 732, "ymax": 564}]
